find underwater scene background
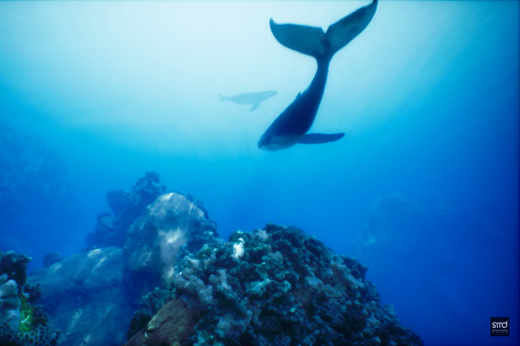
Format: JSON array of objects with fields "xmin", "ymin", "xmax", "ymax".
[{"xmin": 0, "ymin": 1, "xmax": 518, "ymax": 346}]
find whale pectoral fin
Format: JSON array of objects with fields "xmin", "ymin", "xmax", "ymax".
[
  {"xmin": 326, "ymin": 0, "xmax": 378, "ymax": 55},
  {"xmin": 298, "ymin": 132, "xmax": 346, "ymax": 144},
  {"xmin": 270, "ymin": 19, "xmax": 326, "ymax": 57},
  {"xmin": 250, "ymin": 103, "xmax": 261, "ymax": 111}
]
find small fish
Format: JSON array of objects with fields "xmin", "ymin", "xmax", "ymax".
[{"xmin": 218, "ymin": 90, "xmax": 278, "ymax": 111}]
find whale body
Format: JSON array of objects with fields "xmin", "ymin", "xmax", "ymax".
[
  {"xmin": 218, "ymin": 90, "xmax": 278, "ymax": 111},
  {"xmin": 258, "ymin": 0, "xmax": 378, "ymax": 151}
]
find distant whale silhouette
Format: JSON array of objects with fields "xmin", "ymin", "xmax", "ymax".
[
  {"xmin": 258, "ymin": 0, "xmax": 378, "ymax": 151},
  {"xmin": 218, "ymin": 90, "xmax": 278, "ymax": 111}
]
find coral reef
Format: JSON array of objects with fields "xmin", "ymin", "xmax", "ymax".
[
  {"xmin": 174, "ymin": 191, "xmax": 211, "ymax": 218},
  {"xmin": 0, "ymin": 251, "xmax": 32, "ymax": 292},
  {"xmin": 0, "ymin": 273, "xmax": 20, "ymax": 331},
  {"xmin": 22, "ymin": 283, "xmax": 42, "ymax": 305},
  {"xmin": 85, "ymin": 171, "xmax": 167, "ymax": 249},
  {"xmin": 126, "ymin": 287, "xmax": 173, "ymax": 340},
  {"xmin": 124, "ymin": 191, "xmax": 221, "ymax": 303},
  {"xmin": 27, "ymin": 173, "xmax": 221, "ymax": 345},
  {"xmin": 24, "ymin": 173, "xmax": 423, "ymax": 346},
  {"xmin": 0, "ymin": 322, "xmax": 59, "ymax": 346},
  {"xmin": 125, "ymin": 299, "xmax": 202, "ymax": 346},
  {"xmin": 126, "ymin": 224, "xmax": 423, "ymax": 346},
  {"xmin": 85, "ymin": 171, "xmax": 214, "ymax": 250},
  {"xmin": 0, "ymin": 251, "xmax": 58, "ymax": 346}
]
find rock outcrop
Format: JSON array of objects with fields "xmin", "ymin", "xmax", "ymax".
[
  {"xmin": 27, "ymin": 247, "xmax": 131, "ymax": 346},
  {"xmin": 27, "ymin": 174, "xmax": 220, "ymax": 346},
  {"xmin": 24, "ymin": 174, "xmax": 423, "ymax": 346},
  {"xmin": 125, "ymin": 224, "xmax": 424, "ymax": 346},
  {"xmin": 85, "ymin": 171, "xmax": 167, "ymax": 249},
  {"xmin": 125, "ymin": 299, "xmax": 202, "ymax": 346},
  {"xmin": 124, "ymin": 191, "xmax": 222, "ymax": 303},
  {"xmin": 124, "ymin": 193, "xmax": 205, "ymax": 293}
]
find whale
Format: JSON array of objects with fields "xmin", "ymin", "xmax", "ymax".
[
  {"xmin": 258, "ymin": 0, "xmax": 378, "ymax": 151},
  {"xmin": 218, "ymin": 90, "xmax": 278, "ymax": 111}
]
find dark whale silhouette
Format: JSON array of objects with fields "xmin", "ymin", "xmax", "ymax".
[{"xmin": 258, "ymin": 0, "xmax": 378, "ymax": 151}]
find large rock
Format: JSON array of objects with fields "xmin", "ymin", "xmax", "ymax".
[
  {"xmin": 28, "ymin": 247, "xmax": 133, "ymax": 346},
  {"xmin": 26, "ymin": 184, "xmax": 221, "ymax": 345},
  {"xmin": 126, "ymin": 224, "xmax": 424, "ymax": 346},
  {"xmin": 85, "ymin": 171, "xmax": 167, "ymax": 249},
  {"xmin": 124, "ymin": 299, "xmax": 201, "ymax": 346},
  {"xmin": 124, "ymin": 192, "xmax": 206, "ymax": 298}
]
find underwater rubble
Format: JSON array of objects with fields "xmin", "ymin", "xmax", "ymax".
[
  {"xmin": 0, "ymin": 251, "xmax": 59, "ymax": 346},
  {"xmin": 14, "ymin": 173, "xmax": 422, "ymax": 346}
]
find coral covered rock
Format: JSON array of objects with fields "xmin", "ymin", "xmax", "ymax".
[
  {"xmin": 125, "ymin": 299, "xmax": 202, "ymax": 346},
  {"xmin": 85, "ymin": 172, "xmax": 167, "ymax": 249},
  {"xmin": 0, "ymin": 275, "xmax": 20, "ymax": 331},
  {"xmin": 0, "ymin": 251, "xmax": 58, "ymax": 346},
  {"xmin": 18, "ymin": 173, "xmax": 424, "ymax": 346},
  {"xmin": 124, "ymin": 192, "xmax": 221, "ymax": 301},
  {"xmin": 0, "ymin": 322, "xmax": 59, "ymax": 346},
  {"xmin": 126, "ymin": 224, "xmax": 423, "ymax": 346},
  {"xmin": 0, "ymin": 251, "xmax": 32, "ymax": 291},
  {"xmin": 126, "ymin": 287, "xmax": 174, "ymax": 340}
]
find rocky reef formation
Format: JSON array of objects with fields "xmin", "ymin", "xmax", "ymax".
[
  {"xmin": 124, "ymin": 191, "xmax": 221, "ymax": 302},
  {"xmin": 26, "ymin": 173, "xmax": 220, "ymax": 345},
  {"xmin": 125, "ymin": 224, "xmax": 423, "ymax": 346},
  {"xmin": 85, "ymin": 171, "xmax": 168, "ymax": 249},
  {"xmin": 85, "ymin": 171, "xmax": 214, "ymax": 251},
  {"xmin": 27, "ymin": 247, "xmax": 131, "ymax": 346},
  {"xmin": 0, "ymin": 251, "xmax": 59, "ymax": 346},
  {"xmin": 25, "ymin": 173, "xmax": 423, "ymax": 346},
  {"xmin": 0, "ymin": 118, "xmax": 79, "ymax": 254}
]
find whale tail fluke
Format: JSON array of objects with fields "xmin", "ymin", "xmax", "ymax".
[
  {"xmin": 218, "ymin": 94, "xmax": 226, "ymax": 102},
  {"xmin": 326, "ymin": 0, "xmax": 378, "ymax": 55},
  {"xmin": 269, "ymin": 20, "xmax": 327, "ymax": 58},
  {"xmin": 270, "ymin": 0, "xmax": 377, "ymax": 60}
]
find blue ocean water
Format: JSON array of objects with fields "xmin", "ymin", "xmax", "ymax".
[{"xmin": 0, "ymin": 1, "xmax": 518, "ymax": 345}]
